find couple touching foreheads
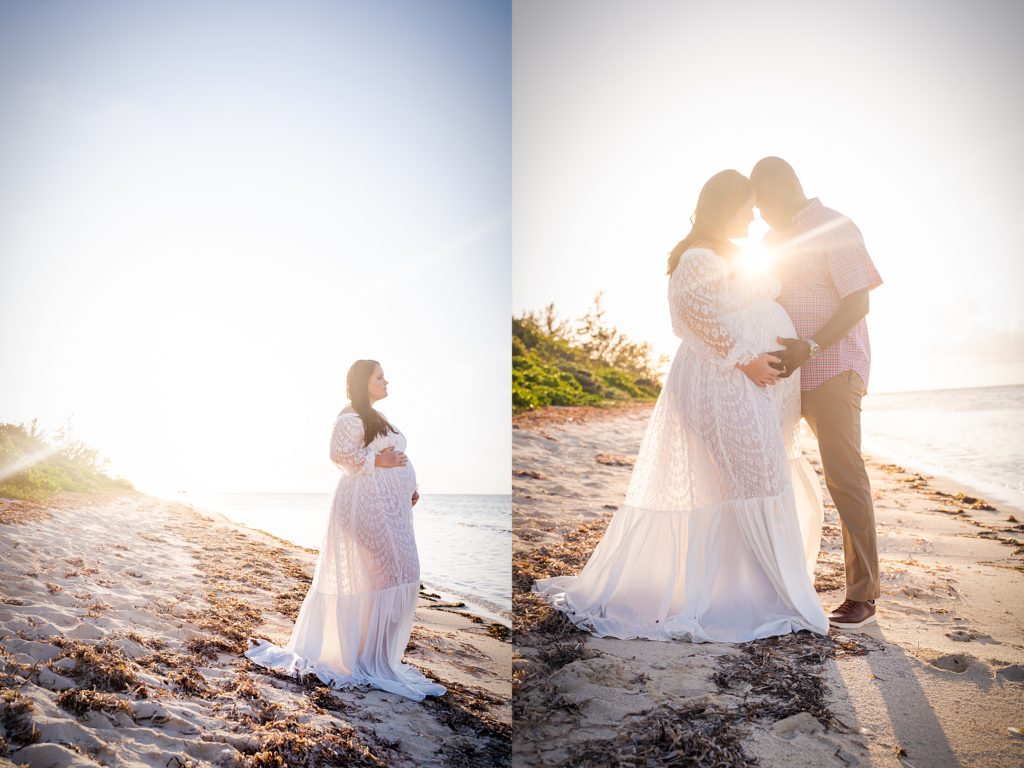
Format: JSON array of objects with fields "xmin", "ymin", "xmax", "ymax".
[{"xmin": 535, "ymin": 157, "xmax": 884, "ymax": 641}]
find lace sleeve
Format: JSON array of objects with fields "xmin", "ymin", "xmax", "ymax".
[
  {"xmin": 330, "ymin": 415, "xmax": 376, "ymax": 476},
  {"xmin": 677, "ymin": 249, "xmax": 759, "ymax": 369}
]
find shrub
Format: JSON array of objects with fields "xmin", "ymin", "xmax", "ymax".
[
  {"xmin": 0, "ymin": 421, "xmax": 135, "ymax": 501},
  {"xmin": 512, "ymin": 296, "xmax": 663, "ymax": 413}
]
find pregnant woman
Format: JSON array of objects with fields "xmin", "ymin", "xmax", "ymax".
[
  {"xmin": 534, "ymin": 170, "xmax": 829, "ymax": 642},
  {"xmin": 245, "ymin": 359, "xmax": 446, "ymax": 700}
]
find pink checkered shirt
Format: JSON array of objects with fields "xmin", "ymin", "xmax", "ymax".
[{"xmin": 769, "ymin": 199, "xmax": 883, "ymax": 392}]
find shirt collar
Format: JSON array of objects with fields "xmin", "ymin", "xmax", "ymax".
[{"xmin": 790, "ymin": 197, "xmax": 822, "ymax": 227}]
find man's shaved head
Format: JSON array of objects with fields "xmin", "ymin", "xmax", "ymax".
[
  {"xmin": 750, "ymin": 156, "xmax": 808, "ymax": 230},
  {"xmin": 750, "ymin": 156, "xmax": 802, "ymax": 193}
]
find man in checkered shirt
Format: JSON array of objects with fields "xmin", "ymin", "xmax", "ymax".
[{"xmin": 751, "ymin": 157, "xmax": 884, "ymax": 631}]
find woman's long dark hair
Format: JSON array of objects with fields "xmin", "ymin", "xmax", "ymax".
[
  {"xmin": 667, "ymin": 170, "xmax": 753, "ymax": 275},
  {"xmin": 346, "ymin": 359, "xmax": 397, "ymax": 447}
]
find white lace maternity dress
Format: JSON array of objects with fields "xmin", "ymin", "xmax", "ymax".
[
  {"xmin": 534, "ymin": 247, "xmax": 830, "ymax": 642},
  {"xmin": 245, "ymin": 411, "xmax": 446, "ymax": 700}
]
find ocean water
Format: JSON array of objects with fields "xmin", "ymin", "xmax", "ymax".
[
  {"xmin": 170, "ymin": 491, "xmax": 511, "ymax": 624},
  {"xmin": 861, "ymin": 384, "xmax": 1024, "ymax": 511}
]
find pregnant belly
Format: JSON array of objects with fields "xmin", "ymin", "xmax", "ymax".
[
  {"xmin": 724, "ymin": 299, "xmax": 796, "ymax": 351},
  {"xmin": 384, "ymin": 462, "xmax": 417, "ymax": 497}
]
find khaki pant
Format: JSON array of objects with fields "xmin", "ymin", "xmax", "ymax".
[{"xmin": 801, "ymin": 370, "xmax": 881, "ymax": 601}]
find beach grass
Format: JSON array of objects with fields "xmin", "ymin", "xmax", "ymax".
[
  {"xmin": 0, "ymin": 421, "xmax": 133, "ymax": 502},
  {"xmin": 513, "ymin": 296, "xmax": 662, "ymax": 414}
]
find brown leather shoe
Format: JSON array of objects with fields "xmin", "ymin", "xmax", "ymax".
[{"xmin": 828, "ymin": 598, "xmax": 876, "ymax": 630}]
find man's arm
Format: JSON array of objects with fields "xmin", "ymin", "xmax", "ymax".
[{"xmin": 773, "ymin": 288, "xmax": 870, "ymax": 377}]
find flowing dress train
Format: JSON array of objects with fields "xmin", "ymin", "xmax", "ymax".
[
  {"xmin": 245, "ymin": 412, "xmax": 447, "ymax": 700},
  {"xmin": 534, "ymin": 247, "xmax": 830, "ymax": 642}
]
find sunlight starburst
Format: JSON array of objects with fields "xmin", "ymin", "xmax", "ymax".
[{"xmin": 734, "ymin": 218, "xmax": 772, "ymax": 274}]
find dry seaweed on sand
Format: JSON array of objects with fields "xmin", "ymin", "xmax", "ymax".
[
  {"xmin": 165, "ymin": 517, "xmax": 313, "ymax": 595},
  {"xmin": 224, "ymin": 699, "xmax": 287, "ymax": 729},
  {"xmin": 595, "ymin": 453, "xmax": 636, "ymax": 467},
  {"xmin": 171, "ymin": 666, "xmax": 214, "ymax": 698},
  {"xmin": 56, "ymin": 688, "xmax": 135, "ymax": 720},
  {"xmin": 181, "ymin": 592, "xmax": 264, "ymax": 653},
  {"xmin": 512, "ymin": 516, "xmax": 608, "ymax": 643},
  {"xmin": 512, "ymin": 401, "xmax": 655, "ymax": 429},
  {"xmin": 419, "ymin": 677, "xmax": 512, "ymax": 768},
  {"xmin": 952, "ymin": 492, "xmax": 997, "ymax": 511},
  {"xmin": 273, "ymin": 583, "xmax": 309, "ymax": 619},
  {"xmin": 132, "ymin": 646, "xmax": 217, "ymax": 698},
  {"xmin": 712, "ymin": 630, "xmax": 879, "ymax": 727},
  {"xmin": 512, "ymin": 515, "xmax": 610, "ymax": 733},
  {"xmin": 225, "ymin": 670, "xmax": 262, "ymax": 701},
  {"xmin": 187, "ymin": 634, "xmax": 241, "ymax": 659},
  {"xmin": 49, "ymin": 637, "xmax": 141, "ymax": 693},
  {"xmin": 535, "ymin": 640, "xmax": 599, "ymax": 671},
  {"xmin": 813, "ymin": 566, "xmax": 847, "ymax": 593},
  {"xmin": 515, "ymin": 592, "xmax": 584, "ymax": 643},
  {"xmin": 0, "ymin": 498, "xmax": 51, "ymax": 526},
  {"xmin": 244, "ymin": 715, "xmax": 392, "ymax": 768},
  {"xmin": 565, "ymin": 632, "xmax": 885, "ymax": 767},
  {"xmin": 136, "ymin": 648, "xmax": 196, "ymax": 672},
  {"xmin": 307, "ymin": 685, "xmax": 346, "ymax": 712},
  {"xmin": 514, "ymin": 469, "xmax": 547, "ymax": 480},
  {"xmin": 1, "ymin": 689, "xmax": 41, "ymax": 750},
  {"xmin": 972, "ymin": 528, "xmax": 1024, "ymax": 556},
  {"xmin": 487, "ymin": 623, "xmax": 511, "ymax": 641},
  {"xmin": 563, "ymin": 702, "xmax": 756, "ymax": 768}
]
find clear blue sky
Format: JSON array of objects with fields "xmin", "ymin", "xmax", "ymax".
[{"xmin": 1, "ymin": 0, "xmax": 512, "ymax": 494}]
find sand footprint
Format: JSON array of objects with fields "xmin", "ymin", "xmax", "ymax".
[
  {"xmin": 930, "ymin": 653, "xmax": 976, "ymax": 673},
  {"xmin": 908, "ymin": 647, "xmax": 996, "ymax": 681},
  {"xmin": 945, "ymin": 627, "xmax": 999, "ymax": 644},
  {"xmin": 994, "ymin": 663, "xmax": 1024, "ymax": 682}
]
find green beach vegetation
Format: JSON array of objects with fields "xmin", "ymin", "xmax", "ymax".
[
  {"xmin": 513, "ymin": 293, "xmax": 665, "ymax": 414},
  {"xmin": 0, "ymin": 420, "xmax": 134, "ymax": 502}
]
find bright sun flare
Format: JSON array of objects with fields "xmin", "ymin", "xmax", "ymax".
[{"xmin": 733, "ymin": 218, "xmax": 772, "ymax": 274}]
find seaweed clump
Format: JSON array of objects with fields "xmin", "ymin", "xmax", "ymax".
[
  {"xmin": 50, "ymin": 637, "xmax": 141, "ymax": 693},
  {"xmin": 244, "ymin": 716, "xmax": 389, "ymax": 768},
  {"xmin": 563, "ymin": 702, "xmax": 755, "ymax": 768},
  {"xmin": 1, "ymin": 688, "xmax": 41, "ymax": 751},
  {"xmin": 56, "ymin": 688, "xmax": 135, "ymax": 720},
  {"xmin": 512, "ymin": 517, "xmax": 612, "ymax": 741},
  {"xmin": 421, "ymin": 677, "xmax": 511, "ymax": 768},
  {"xmin": 713, "ymin": 630, "xmax": 878, "ymax": 727}
]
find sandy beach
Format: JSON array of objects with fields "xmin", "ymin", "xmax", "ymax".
[
  {"xmin": 513, "ymin": 403, "xmax": 1024, "ymax": 768},
  {"xmin": 0, "ymin": 492, "xmax": 511, "ymax": 767}
]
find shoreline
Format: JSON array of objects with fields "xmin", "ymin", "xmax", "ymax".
[
  {"xmin": 173, "ymin": 497, "xmax": 513, "ymax": 628},
  {"xmin": 512, "ymin": 403, "xmax": 1024, "ymax": 767},
  {"xmin": 155, "ymin": 491, "xmax": 513, "ymax": 628},
  {"xmin": 515, "ymin": 402, "xmax": 1024, "ymax": 522},
  {"xmin": 858, "ymin": 439, "xmax": 1024, "ymax": 518},
  {"xmin": 860, "ymin": 382, "xmax": 1024, "ymax": 513},
  {"xmin": 0, "ymin": 490, "xmax": 511, "ymax": 767},
  {"xmin": 417, "ymin": 581, "xmax": 511, "ymax": 628}
]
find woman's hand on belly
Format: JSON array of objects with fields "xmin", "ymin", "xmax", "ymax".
[
  {"xmin": 375, "ymin": 447, "xmax": 408, "ymax": 468},
  {"xmin": 738, "ymin": 352, "xmax": 783, "ymax": 388}
]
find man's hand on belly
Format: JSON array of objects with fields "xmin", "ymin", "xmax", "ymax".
[{"xmin": 774, "ymin": 338, "xmax": 811, "ymax": 378}]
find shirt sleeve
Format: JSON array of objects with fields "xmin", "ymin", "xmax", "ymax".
[
  {"xmin": 677, "ymin": 249, "xmax": 760, "ymax": 369},
  {"xmin": 329, "ymin": 416, "xmax": 376, "ymax": 476},
  {"xmin": 825, "ymin": 219, "xmax": 883, "ymax": 298}
]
